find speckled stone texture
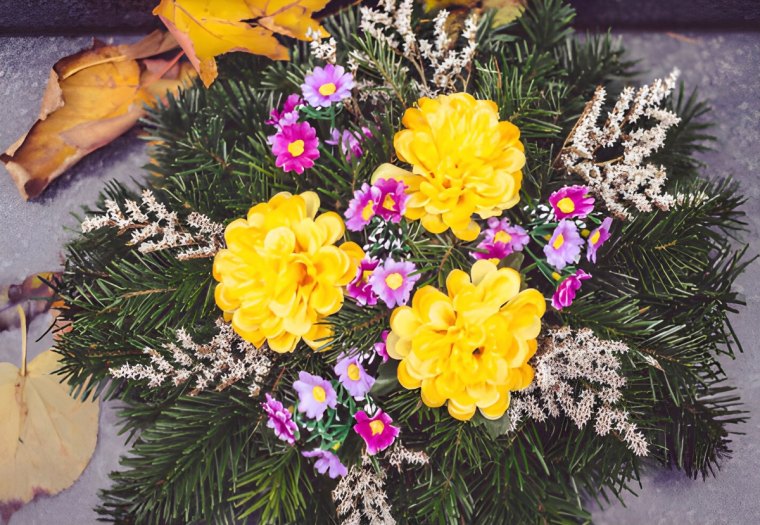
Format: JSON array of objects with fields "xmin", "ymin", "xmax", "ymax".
[{"xmin": 0, "ymin": 30, "xmax": 758, "ymax": 525}]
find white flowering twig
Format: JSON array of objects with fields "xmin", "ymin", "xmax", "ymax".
[
  {"xmin": 356, "ymin": 0, "xmax": 480, "ymax": 97},
  {"xmin": 307, "ymin": 27, "xmax": 337, "ymax": 64},
  {"xmin": 333, "ymin": 442, "xmax": 428, "ymax": 525},
  {"xmin": 110, "ymin": 318, "xmax": 272, "ymax": 396},
  {"xmin": 557, "ymin": 70, "xmax": 681, "ymax": 220},
  {"xmin": 509, "ymin": 326, "xmax": 649, "ymax": 456},
  {"xmin": 81, "ymin": 189, "xmax": 225, "ymax": 261}
]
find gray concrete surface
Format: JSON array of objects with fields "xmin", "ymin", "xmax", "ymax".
[{"xmin": 0, "ymin": 30, "xmax": 758, "ymax": 525}]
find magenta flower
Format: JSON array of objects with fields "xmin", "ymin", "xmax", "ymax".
[
  {"xmin": 302, "ymin": 449, "xmax": 347, "ymax": 479},
  {"xmin": 549, "ymin": 185, "xmax": 595, "ymax": 219},
  {"xmin": 544, "ymin": 220, "xmax": 584, "ymax": 270},
  {"xmin": 471, "ymin": 217, "xmax": 529, "ymax": 261},
  {"xmin": 369, "ymin": 258, "xmax": 420, "ymax": 308},
  {"xmin": 551, "ymin": 269, "xmax": 592, "ymax": 310},
  {"xmin": 372, "ymin": 178, "xmax": 408, "ymax": 223},
  {"xmin": 267, "ymin": 93, "xmax": 302, "ymax": 129},
  {"xmin": 586, "ymin": 217, "xmax": 613, "ymax": 263},
  {"xmin": 262, "ymin": 393, "xmax": 298, "ymax": 445},
  {"xmin": 269, "ymin": 121, "xmax": 320, "ymax": 174},
  {"xmin": 374, "ymin": 330, "xmax": 390, "ymax": 362},
  {"xmin": 347, "ymin": 258, "xmax": 380, "ymax": 306},
  {"xmin": 345, "ymin": 183, "xmax": 378, "ymax": 231},
  {"xmin": 326, "ymin": 128, "xmax": 368, "ymax": 161},
  {"xmin": 334, "ymin": 352, "xmax": 375, "ymax": 399},
  {"xmin": 353, "ymin": 409, "xmax": 399, "ymax": 455},
  {"xmin": 293, "ymin": 371, "xmax": 337, "ymax": 420},
  {"xmin": 302, "ymin": 64, "xmax": 355, "ymax": 108}
]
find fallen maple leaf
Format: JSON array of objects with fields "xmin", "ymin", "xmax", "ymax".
[
  {"xmin": 153, "ymin": 0, "xmax": 330, "ymax": 87},
  {"xmin": 0, "ymin": 272, "xmax": 61, "ymax": 332},
  {"xmin": 0, "ymin": 307, "xmax": 99, "ymax": 522},
  {"xmin": 1, "ymin": 31, "xmax": 196, "ymax": 201}
]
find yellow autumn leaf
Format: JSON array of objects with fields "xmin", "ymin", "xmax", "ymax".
[
  {"xmin": 153, "ymin": 0, "xmax": 330, "ymax": 87},
  {"xmin": 0, "ymin": 308, "xmax": 98, "ymax": 520},
  {"xmin": 1, "ymin": 31, "xmax": 196, "ymax": 201}
]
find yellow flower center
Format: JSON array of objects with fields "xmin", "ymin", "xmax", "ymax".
[
  {"xmin": 362, "ymin": 269, "xmax": 373, "ymax": 283},
  {"xmin": 590, "ymin": 230, "xmax": 601, "ymax": 244},
  {"xmin": 369, "ymin": 420, "xmax": 385, "ymax": 435},
  {"xmin": 493, "ymin": 231, "xmax": 512, "ymax": 244},
  {"xmin": 580, "ymin": 228, "xmax": 591, "ymax": 238},
  {"xmin": 312, "ymin": 385, "xmax": 326, "ymax": 403},
  {"xmin": 552, "ymin": 233, "xmax": 565, "ymax": 250},
  {"xmin": 361, "ymin": 200, "xmax": 375, "ymax": 221},
  {"xmin": 382, "ymin": 193, "xmax": 396, "ymax": 210},
  {"xmin": 347, "ymin": 363, "xmax": 361, "ymax": 381},
  {"xmin": 557, "ymin": 197, "xmax": 575, "ymax": 214},
  {"xmin": 287, "ymin": 139, "xmax": 305, "ymax": 157},
  {"xmin": 551, "ymin": 271, "xmax": 561, "ymax": 281},
  {"xmin": 332, "ymin": 442, "xmax": 341, "ymax": 450},
  {"xmin": 385, "ymin": 272, "xmax": 404, "ymax": 290},
  {"xmin": 319, "ymin": 82, "xmax": 337, "ymax": 96}
]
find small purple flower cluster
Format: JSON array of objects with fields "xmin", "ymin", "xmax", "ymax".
[
  {"xmin": 261, "ymin": 342, "xmax": 398, "ymax": 479},
  {"xmin": 267, "ymin": 64, "xmax": 367, "ymax": 174}
]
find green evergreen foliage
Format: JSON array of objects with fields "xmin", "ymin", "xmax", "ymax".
[{"xmin": 54, "ymin": 1, "xmax": 751, "ymax": 523}]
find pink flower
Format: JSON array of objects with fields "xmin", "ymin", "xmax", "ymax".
[
  {"xmin": 353, "ymin": 409, "xmax": 399, "ymax": 455},
  {"xmin": 347, "ymin": 258, "xmax": 380, "ymax": 306},
  {"xmin": 374, "ymin": 330, "xmax": 390, "ymax": 362},
  {"xmin": 586, "ymin": 217, "xmax": 613, "ymax": 263},
  {"xmin": 326, "ymin": 128, "xmax": 371, "ymax": 161},
  {"xmin": 267, "ymin": 93, "xmax": 302, "ymax": 129},
  {"xmin": 262, "ymin": 393, "xmax": 298, "ymax": 445},
  {"xmin": 551, "ymin": 269, "xmax": 591, "ymax": 310},
  {"xmin": 372, "ymin": 178, "xmax": 408, "ymax": 223},
  {"xmin": 544, "ymin": 219, "xmax": 584, "ymax": 270},
  {"xmin": 549, "ymin": 185, "xmax": 595, "ymax": 219},
  {"xmin": 302, "ymin": 449, "xmax": 347, "ymax": 478},
  {"xmin": 471, "ymin": 217, "xmax": 529, "ymax": 261},
  {"xmin": 268, "ymin": 122, "xmax": 320, "ymax": 174},
  {"xmin": 302, "ymin": 64, "xmax": 355, "ymax": 108},
  {"xmin": 334, "ymin": 352, "xmax": 375, "ymax": 399},
  {"xmin": 369, "ymin": 258, "xmax": 419, "ymax": 308},
  {"xmin": 345, "ymin": 183, "xmax": 378, "ymax": 231},
  {"xmin": 293, "ymin": 371, "xmax": 337, "ymax": 420}
]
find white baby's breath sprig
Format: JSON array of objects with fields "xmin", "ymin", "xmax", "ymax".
[
  {"xmin": 81, "ymin": 189, "xmax": 225, "ymax": 261},
  {"xmin": 110, "ymin": 318, "xmax": 272, "ymax": 396},
  {"xmin": 509, "ymin": 326, "xmax": 649, "ymax": 456},
  {"xmin": 558, "ymin": 70, "xmax": 681, "ymax": 220}
]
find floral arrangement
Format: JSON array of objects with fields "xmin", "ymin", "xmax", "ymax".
[{"xmin": 55, "ymin": 1, "xmax": 751, "ymax": 524}]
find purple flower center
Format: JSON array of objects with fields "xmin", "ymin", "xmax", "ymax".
[
  {"xmin": 369, "ymin": 420, "xmax": 385, "ymax": 435},
  {"xmin": 319, "ymin": 82, "xmax": 337, "ymax": 96},
  {"xmin": 287, "ymin": 139, "xmax": 305, "ymax": 157},
  {"xmin": 312, "ymin": 385, "xmax": 326, "ymax": 402},
  {"xmin": 385, "ymin": 272, "xmax": 403, "ymax": 290},
  {"xmin": 494, "ymin": 231, "xmax": 512, "ymax": 244},
  {"xmin": 556, "ymin": 197, "xmax": 575, "ymax": 213},
  {"xmin": 361, "ymin": 200, "xmax": 375, "ymax": 221},
  {"xmin": 552, "ymin": 233, "xmax": 565, "ymax": 249},
  {"xmin": 347, "ymin": 363, "xmax": 361, "ymax": 381},
  {"xmin": 382, "ymin": 193, "xmax": 396, "ymax": 210},
  {"xmin": 590, "ymin": 230, "xmax": 601, "ymax": 244}
]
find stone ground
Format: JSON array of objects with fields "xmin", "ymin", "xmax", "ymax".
[{"xmin": 0, "ymin": 30, "xmax": 758, "ymax": 525}]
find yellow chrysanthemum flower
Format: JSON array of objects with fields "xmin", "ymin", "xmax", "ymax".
[
  {"xmin": 213, "ymin": 191, "xmax": 364, "ymax": 353},
  {"xmin": 387, "ymin": 260, "xmax": 546, "ymax": 421},
  {"xmin": 372, "ymin": 92, "xmax": 525, "ymax": 241}
]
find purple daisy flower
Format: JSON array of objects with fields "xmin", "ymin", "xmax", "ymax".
[
  {"xmin": 369, "ymin": 258, "xmax": 420, "ymax": 308},
  {"xmin": 549, "ymin": 185, "xmax": 595, "ymax": 219},
  {"xmin": 293, "ymin": 371, "xmax": 337, "ymax": 420},
  {"xmin": 334, "ymin": 352, "xmax": 375, "ymax": 399},
  {"xmin": 267, "ymin": 93, "xmax": 302, "ymax": 129},
  {"xmin": 544, "ymin": 219, "xmax": 584, "ymax": 270},
  {"xmin": 586, "ymin": 217, "xmax": 613, "ymax": 263},
  {"xmin": 326, "ymin": 128, "xmax": 369, "ymax": 161},
  {"xmin": 374, "ymin": 330, "xmax": 390, "ymax": 363},
  {"xmin": 345, "ymin": 183, "xmax": 379, "ymax": 231},
  {"xmin": 268, "ymin": 121, "xmax": 320, "ymax": 174},
  {"xmin": 302, "ymin": 449, "xmax": 347, "ymax": 479},
  {"xmin": 372, "ymin": 177, "xmax": 408, "ymax": 223},
  {"xmin": 262, "ymin": 393, "xmax": 298, "ymax": 445},
  {"xmin": 353, "ymin": 409, "xmax": 399, "ymax": 455},
  {"xmin": 552, "ymin": 269, "xmax": 592, "ymax": 310},
  {"xmin": 347, "ymin": 258, "xmax": 379, "ymax": 306},
  {"xmin": 471, "ymin": 217, "xmax": 530, "ymax": 261},
  {"xmin": 302, "ymin": 64, "xmax": 355, "ymax": 108}
]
